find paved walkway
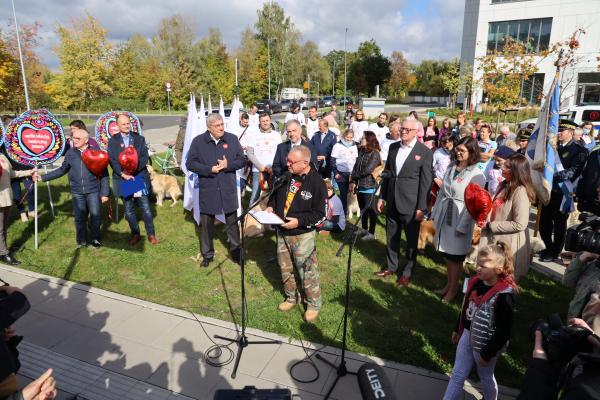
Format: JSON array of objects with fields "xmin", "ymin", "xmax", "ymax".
[{"xmin": 1, "ymin": 265, "xmax": 520, "ymax": 400}]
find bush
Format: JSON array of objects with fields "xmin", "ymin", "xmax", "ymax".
[{"xmin": 88, "ymin": 97, "xmax": 148, "ymax": 113}]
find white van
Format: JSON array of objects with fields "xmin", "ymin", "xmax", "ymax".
[
  {"xmin": 280, "ymin": 88, "xmax": 304, "ymax": 100},
  {"xmin": 519, "ymin": 105, "xmax": 600, "ymax": 132}
]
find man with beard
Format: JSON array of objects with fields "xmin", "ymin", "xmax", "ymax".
[{"xmin": 369, "ymin": 112, "xmax": 390, "ymax": 144}]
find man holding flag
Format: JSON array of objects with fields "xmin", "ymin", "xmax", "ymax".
[{"xmin": 538, "ymin": 121, "xmax": 587, "ymax": 262}]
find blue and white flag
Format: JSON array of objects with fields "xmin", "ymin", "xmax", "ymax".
[{"xmin": 526, "ymin": 72, "xmax": 561, "ymax": 206}]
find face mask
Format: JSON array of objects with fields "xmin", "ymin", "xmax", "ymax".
[
  {"xmin": 341, "ymin": 139, "xmax": 354, "ymax": 147},
  {"xmin": 583, "ymin": 128, "xmax": 591, "ymax": 135}
]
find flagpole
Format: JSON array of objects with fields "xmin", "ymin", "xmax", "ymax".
[{"xmin": 11, "ymin": 0, "xmax": 30, "ymax": 110}]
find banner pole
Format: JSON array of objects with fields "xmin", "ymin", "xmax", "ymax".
[
  {"xmin": 43, "ymin": 165, "xmax": 55, "ymax": 217},
  {"xmin": 34, "ymin": 179, "xmax": 38, "ymax": 249}
]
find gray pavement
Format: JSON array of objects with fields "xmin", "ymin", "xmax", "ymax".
[{"xmin": 2, "ymin": 264, "xmax": 519, "ymax": 400}]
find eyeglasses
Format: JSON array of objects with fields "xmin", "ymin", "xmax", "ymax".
[
  {"xmin": 400, "ymin": 128, "xmax": 417, "ymax": 132},
  {"xmin": 455, "ymin": 148, "xmax": 468, "ymax": 154},
  {"xmin": 287, "ymin": 159, "xmax": 307, "ymax": 166}
]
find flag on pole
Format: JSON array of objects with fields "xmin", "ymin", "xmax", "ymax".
[
  {"xmin": 526, "ymin": 71, "xmax": 561, "ymax": 206},
  {"xmin": 226, "ymin": 96, "xmax": 240, "ymax": 133},
  {"xmin": 181, "ymin": 95, "xmax": 198, "ymax": 211},
  {"xmin": 219, "ymin": 96, "xmax": 225, "ymax": 118},
  {"xmin": 208, "ymin": 94, "xmax": 213, "ymax": 114},
  {"xmin": 190, "ymin": 97, "xmax": 207, "ymax": 225}
]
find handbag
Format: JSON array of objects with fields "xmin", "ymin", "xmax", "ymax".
[{"xmin": 0, "ymin": 374, "xmax": 18, "ymax": 397}]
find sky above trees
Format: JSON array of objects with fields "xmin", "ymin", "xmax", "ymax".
[{"xmin": 0, "ymin": 0, "xmax": 465, "ymax": 70}]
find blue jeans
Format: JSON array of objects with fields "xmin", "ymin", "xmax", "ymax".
[
  {"xmin": 335, "ymin": 172, "xmax": 350, "ymax": 215},
  {"xmin": 123, "ymin": 195, "xmax": 155, "ymax": 236},
  {"xmin": 250, "ymin": 171, "xmax": 261, "ymax": 205},
  {"xmin": 12, "ymin": 178, "xmax": 35, "ymax": 213},
  {"xmin": 72, "ymin": 192, "xmax": 101, "ymax": 245},
  {"xmin": 320, "ymin": 221, "xmax": 343, "ymax": 232}
]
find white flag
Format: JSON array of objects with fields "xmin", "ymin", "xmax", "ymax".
[
  {"xmin": 226, "ymin": 96, "xmax": 240, "ymax": 133},
  {"xmin": 208, "ymin": 94, "xmax": 213, "ymax": 114},
  {"xmin": 191, "ymin": 97, "xmax": 207, "ymax": 225},
  {"xmin": 181, "ymin": 95, "xmax": 198, "ymax": 211},
  {"xmin": 219, "ymin": 96, "xmax": 225, "ymax": 119}
]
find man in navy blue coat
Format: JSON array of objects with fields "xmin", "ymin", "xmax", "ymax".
[
  {"xmin": 108, "ymin": 114, "xmax": 157, "ymax": 246},
  {"xmin": 186, "ymin": 113, "xmax": 246, "ymax": 267},
  {"xmin": 309, "ymin": 118, "xmax": 337, "ymax": 179}
]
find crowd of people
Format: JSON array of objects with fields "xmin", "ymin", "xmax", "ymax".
[{"xmin": 1, "ymin": 104, "xmax": 600, "ymax": 399}]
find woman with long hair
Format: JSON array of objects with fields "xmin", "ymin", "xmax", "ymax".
[
  {"xmin": 431, "ymin": 136, "xmax": 485, "ymax": 302},
  {"xmin": 439, "ymin": 118, "xmax": 453, "ymax": 140},
  {"xmin": 479, "ymin": 153, "xmax": 535, "ymax": 280},
  {"xmin": 350, "ymin": 131, "xmax": 382, "ymax": 241},
  {"xmin": 423, "ymin": 117, "xmax": 439, "ymax": 149}
]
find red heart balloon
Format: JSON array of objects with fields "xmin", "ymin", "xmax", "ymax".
[
  {"xmin": 82, "ymin": 149, "xmax": 109, "ymax": 176},
  {"xmin": 464, "ymin": 183, "xmax": 492, "ymax": 228},
  {"xmin": 118, "ymin": 146, "xmax": 138, "ymax": 175}
]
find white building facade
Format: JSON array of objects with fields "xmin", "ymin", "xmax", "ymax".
[{"xmin": 460, "ymin": 0, "xmax": 600, "ymax": 110}]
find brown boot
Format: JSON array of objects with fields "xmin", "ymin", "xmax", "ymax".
[
  {"xmin": 277, "ymin": 301, "xmax": 296, "ymax": 312},
  {"xmin": 304, "ymin": 309, "xmax": 319, "ymax": 323}
]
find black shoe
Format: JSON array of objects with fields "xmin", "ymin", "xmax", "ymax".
[
  {"xmin": 77, "ymin": 243, "xmax": 87, "ymax": 249},
  {"xmin": 0, "ymin": 254, "xmax": 21, "ymax": 265},
  {"xmin": 91, "ymin": 240, "xmax": 102, "ymax": 248},
  {"xmin": 539, "ymin": 253, "xmax": 556, "ymax": 262},
  {"xmin": 201, "ymin": 257, "xmax": 213, "ymax": 268},
  {"xmin": 230, "ymin": 249, "xmax": 242, "ymax": 265}
]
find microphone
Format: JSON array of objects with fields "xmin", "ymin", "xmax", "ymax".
[
  {"xmin": 272, "ymin": 172, "xmax": 290, "ymax": 189},
  {"xmin": 357, "ymin": 363, "xmax": 397, "ymax": 400},
  {"xmin": 379, "ymin": 170, "xmax": 392, "ymax": 180}
]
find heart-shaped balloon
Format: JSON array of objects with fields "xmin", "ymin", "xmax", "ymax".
[
  {"xmin": 464, "ymin": 183, "xmax": 492, "ymax": 228},
  {"xmin": 82, "ymin": 149, "xmax": 109, "ymax": 176},
  {"xmin": 118, "ymin": 146, "xmax": 138, "ymax": 175}
]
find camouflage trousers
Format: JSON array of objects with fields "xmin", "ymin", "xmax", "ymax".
[{"xmin": 277, "ymin": 231, "xmax": 322, "ymax": 310}]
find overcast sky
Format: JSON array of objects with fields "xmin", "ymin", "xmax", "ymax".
[{"xmin": 1, "ymin": 0, "xmax": 465, "ymax": 70}]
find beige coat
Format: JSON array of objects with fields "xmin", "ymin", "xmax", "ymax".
[
  {"xmin": 479, "ymin": 185, "xmax": 531, "ymax": 280},
  {"xmin": 0, "ymin": 154, "xmax": 33, "ymax": 208}
]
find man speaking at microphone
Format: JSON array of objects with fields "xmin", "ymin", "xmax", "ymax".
[
  {"xmin": 376, "ymin": 118, "xmax": 432, "ymax": 287},
  {"xmin": 265, "ymin": 145, "xmax": 327, "ymax": 323}
]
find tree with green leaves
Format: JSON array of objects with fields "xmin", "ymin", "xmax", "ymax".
[
  {"xmin": 193, "ymin": 28, "xmax": 234, "ymax": 101},
  {"xmin": 348, "ymin": 39, "xmax": 391, "ymax": 97},
  {"xmin": 235, "ymin": 28, "xmax": 268, "ymax": 104},
  {"xmin": 47, "ymin": 15, "xmax": 113, "ymax": 109},
  {"xmin": 387, "ymin": 51, "xmax": 411, "ymax": 98}
]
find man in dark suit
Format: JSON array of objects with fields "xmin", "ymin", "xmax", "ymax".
[
  {"xmin": 186, "ymin": 113, "xmax": 246, "ymax": 267},
  {"xmin": 376, "ymin": 118, "xmax": 433, "ymax": 286},
  {"xmin": 108, "ymin": 114, "xmax": 157, "ymax": 245},
  {"xmin": 309, "ymin": 118, "xmax": 337, "ymax": 179},
  {"xmin": 271, "ymin": 120, "xmax": 318, "ymax": 178}
]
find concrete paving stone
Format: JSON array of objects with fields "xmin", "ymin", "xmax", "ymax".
[
  {"xmin": 124, "ymin": 382, "xmax": 173, "ymax": 400},
  {"xmin": 69, "ymin": 293, "xmax": 143, "ymax": 331},
  {"xmin": 258, "ymin": 343, "xmax": 336, "ymax": 396},
  {"xmin": 14, "ymin": 311, "xmax": 83, "ymax": 348},
  {"xmin": 166, "ymin": 392, "xmax": 195, "ymax": 400},
  {"xmin": 13, "ymin": 275, "xmax": 63, "ymax": 306},
  {"xmin": 100, "ymin": 334, "xmax": 173, "ymax": 381},
  {"xmin": 220, "ymin": 331, "xmax": 282, "ymax": 377},
  {"xmin": 319, "ymin": 356, "xmax": 394, "ymax": 400},
  {"xmin": 34, "ymin": 285, "xmax": 90, "ymax": 320},
  {"xmin": 206, "ymin": 370, "xmax": 293, "ymax": 399},
  {"xmin": 151, "ymin": 318, "xmax": 234, "ymax": 360},
  {"xmin": 84, "ymin": 371, "xmax": 138, "ymax": 400},
  {"xmin": 110, "ymin": 308, "xmax": 184, "ymax": 344},
  {"xmin": 146, "ymin": 353, "xmax": 226, "ymax": 399},
  {"xmin": 51, "ymin": 326, "xmax": 122, "ymax": 366},
  {"xmin": 393, "ymin": 369, "xmax": 450, "ymax": 400}
]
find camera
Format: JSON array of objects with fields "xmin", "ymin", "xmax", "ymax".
[
  {"xmin": 564, "ymin": 212, "xmax": 600, "ymax": 253},
  {"xmin": 530, "ymin": 313, "xmax": 594, "ymax": 366}
]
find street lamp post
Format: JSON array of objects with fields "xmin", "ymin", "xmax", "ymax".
[
  {"xmin": 314, "ymin": 81, "xmax": 320, "ymax": 108},
  {"xmin": 268, "ymin": 38, "xmax": 271, "ymax": 100},
  {"xmin": 344, "ymin": 27, "xmax": 348, "ymax": 106},
  {"xmin": 166, "ymin": 82, "xmax": 171, "ymax": 112}
]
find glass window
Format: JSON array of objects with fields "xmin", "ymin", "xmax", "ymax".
[
  {"xmin": 518, "ymin": 20, "xmax": 530, "ymax": 45},
  {"xmin": 528, "ymin": 19, "xmax": 541, "ymax": 53},
  {"xmin": 487, "ymin": 18, "xmax": 552, "ymax": 54},
  {"xmin": 539, "ymin": 19, "xmax": 552, "ymax": 51},
  {"xmin": 582, "ymin": 109, "xmax": 600, "ymax": 122},
  {"xmin": 487, "ymin": 24, "xmax": 498, "ymax": 52},
  {"xmin": 522, "ymin": 73, "xmax": 545, "ymax": 105}
]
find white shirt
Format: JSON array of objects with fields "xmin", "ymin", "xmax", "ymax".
[
  {"xmin": 432, "ymin": 147, "xmax": 451, "ymax": 180},
  {"xmin": 394, "ymin": 137, "xmax": 417, "ymax": 174},
  {"xmin": 248, "ymin": 113, "xmax": 259, "ymax": 127},
  {"xmin": 380, "ymin": 137, "xmax": 400, "ymax": 163},
  {"xmin": 328, "ymin": 195, "xmax": 346, "ymax": 230},
  {"xmin": 350, "ymin": 120, "xmax": 369, "ymax": 142},
  {"xmin": 369, "ymin": 122, "xmax": 389, "ymax": 144},
  {"xmin": 330, "ymin": 142, "xmax": 358, "ymax": 173},
  {"xmin": 246, "ymin": 129, "xmax": 282, "ymax": 172},
  {"xmin": 285, "ymin": 112, "xmax": 306, "ymax": 126},
  {"xmin": 306, "ymin": 117, "xmax": 320, "ymax": 140}
]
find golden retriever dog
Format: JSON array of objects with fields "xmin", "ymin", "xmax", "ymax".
[
  {"xmin": 418, "ymin": 219, "xmax": 435, "ymax": 250},
  {"xmin": 347, "ymin": 191, "xmax": 360, "ymax": 219},
  {"xmin": 146, "ymin": 165, "xmax": 182, "ymax": 207},
  {"xmin": 244, "ymin": 195, "xmax": 269, "ymax": 238}
]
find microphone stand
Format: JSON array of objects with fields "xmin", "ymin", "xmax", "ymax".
[
  {"xmin": 215, "ymin": 178, "xmax": 286, "ymax": 379},
  {"xmin": 316, "ymin": 175, "xmax": 387, "ymax": 400}
]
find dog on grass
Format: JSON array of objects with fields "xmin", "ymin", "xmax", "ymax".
[
  {"xmin": 347, "ymin": 191, "xmax": 360, "ymax": 219},
  {"xmin": 146, "ymin": 165, "xmax": 182, "ymax": 207}
]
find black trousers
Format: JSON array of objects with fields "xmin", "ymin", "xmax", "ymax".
[
  {"xmin": 539, "ymin": 190, "xmax": 569, "ymax": 257},
  {"xmin": 386, "ymin": 205, "xmax": 421, "ymax": 278},
  {"xmin": 199, "ymin": 212, "xmax": 240, "ymax": 259},
  {"xmin": 357, "ymin": 192, "xmax": 378, "ymax": 234}
]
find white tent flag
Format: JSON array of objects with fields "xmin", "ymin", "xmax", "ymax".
[
  {"xmin": 208, "ymin": 94, "xmax": 213, "ymax": 114},
  {"xmin": 191, "ymin": 97, "xmax": 207, "ymax": 225},
  {"xmin": 181, "ymin": 94, "xmax": 199, "ymax": 211},
  {"xmin": 219, "ymin": 96, "xmax": 225, "ymax": 118},
  {"xmin": 226, "ymin": 96, "xmax": 240, "ymax": 133}
]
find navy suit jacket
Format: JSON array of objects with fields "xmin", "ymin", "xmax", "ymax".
[
  {"xmin": 186, "ymin": 131, "xmax": 245, "ymax": 215},
  {"xmin": 271, "ymin": 139, "xmax": 318, "ymax": 178},
  {"xmin": 310, "ymin": 130, "xmax": 337, "ymax": 166},
  {"xmin": 107, "ymin": 132, "xmax": 149, "ymax": 196}
]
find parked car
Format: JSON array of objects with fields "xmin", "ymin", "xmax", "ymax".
[
  {"xmin": 322, "ymin": 96, "xmax": 337, "ymax": 106},
  {"xmin": 338, "ymin": 96, "xmax": 353, "ymax": 106},
  {"xmin": 256, "ymin": 99, "xmax": 283, "ymax": 115},
  {"xmin": 280, "ymin": 99, "xmax": 292, "ymax": 112},
  {"xmin": 518, "ymin": 105, "xmax": 600, "ymax": 131}
]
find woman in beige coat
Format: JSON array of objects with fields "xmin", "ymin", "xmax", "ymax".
[
  {"xmin": 0, "ymin": 152, "xmax": 36, "ymax": 265},
  {"xmin": 479, "ymin": 153, "xmax": 536, "ymax": 280}
]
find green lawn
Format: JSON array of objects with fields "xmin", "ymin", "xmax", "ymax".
[{"xmin": 7, "ymin": 173, "xmax": 572, "ymax": 388}]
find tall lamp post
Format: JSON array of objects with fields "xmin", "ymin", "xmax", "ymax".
[
  {"xmin": 332, "ymin": 61, "xmax": 336, "ymax": 97},
  {"xmin": 343, "ymin": 27, "xmax": 348, "ymax": 106},
  {"xmin": 166, "ymin": 82, "xmax": 171, "ymax": 112},
  {"xmin": 314, "ymin": 81, "xmax": 320, "ymax": 108}
]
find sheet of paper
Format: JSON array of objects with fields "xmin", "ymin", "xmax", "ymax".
[{"xmin": 249, "ymin": 210, "xmax": 285, "ymax": 225}]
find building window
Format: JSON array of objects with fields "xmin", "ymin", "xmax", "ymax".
[
  {"xmin": 576, "ymin": 72, "xmax": 600, "ymax": 105},
  {"xmin": 487, "ymin": 18, "xmax": 552, "ymax": 54},
  {"xmin": 522, "ymin": 73, "xmax": 545, "ymax": 104}
]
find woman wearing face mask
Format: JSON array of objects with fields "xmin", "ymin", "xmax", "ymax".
[
  {"xmin": 350, "ymin": 109, "xmax": 369, "ymax": 143},
  {"xmin": 331, "ymin": 129, "xmax": 359, "ymax": 215},
  {"xmin": 580, "ymin": 121, "xmax": 596, "ymax": 151},
  {"xmin": 478, "ymin": 153, "xmax": 536, "ymax": 281}
]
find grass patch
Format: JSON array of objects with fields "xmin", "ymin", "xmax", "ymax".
[{"xmin": 7, "ymin": 174, "xmax": 572, "ymax": 388}]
